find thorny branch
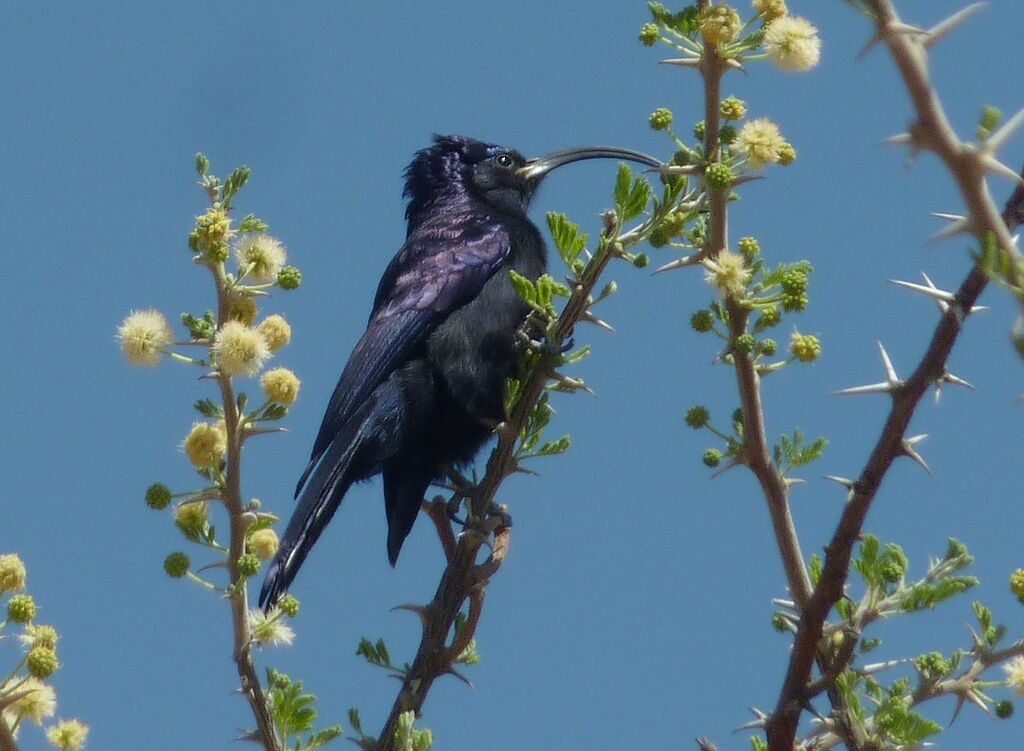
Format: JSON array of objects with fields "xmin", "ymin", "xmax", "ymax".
[
  {"xmin": 374, "ymin": 214, "xmax": 663, "ymax": 750},
  {"xmin": 764, "ymin": 25, "xmax": 1024, "ymax": 743}
]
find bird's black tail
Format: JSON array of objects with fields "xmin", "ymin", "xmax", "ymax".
[{"xmin": 259, "ymin": 406, "xmax": 372, "ymax": 610}]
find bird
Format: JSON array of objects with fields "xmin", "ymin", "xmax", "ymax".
[{"xmin": 259, "ymin": 134, "xmax": 660, "ymax": 609}]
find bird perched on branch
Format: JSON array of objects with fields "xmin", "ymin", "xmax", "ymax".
[{"xmin": 260, "ymin": 134, "xmax": 659, "ymax": 609}]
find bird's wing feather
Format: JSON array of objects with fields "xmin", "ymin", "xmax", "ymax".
[{"xmin": 296, "ymin": 216, "xmax": 510, "ymax": 496}]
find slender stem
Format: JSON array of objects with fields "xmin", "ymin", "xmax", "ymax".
[
  {"xmin": 375, "ymin": 219, "xmax": 647, "ymax": 750},
  {"xmin": 0, "ymin": 717, "xmax": 17, "ymax": 751},
  {"xmin": 207, "ymin": 259, "xmax": 281, "ymax": 751}
]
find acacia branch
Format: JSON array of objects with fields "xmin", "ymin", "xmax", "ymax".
[
  {"xmin": 765, "ymin": 166, "xmax": 1024, "ymax": 751},
  {"xmin": 374, "ymin": 215, "xmax": 656, "ymax": 750}
]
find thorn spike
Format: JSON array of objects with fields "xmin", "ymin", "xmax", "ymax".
[
  {"xmin": 983, "ymin": 156, "xmax": 1024, "ymax": 186},
  {"xmin": 877, "ymin": 341, "xmax": 899, "ymax": 384},
  {"xmin": 654, "ymin": 256, "xmax": 696, "ymax": 274},
  {"xmin": 833, "ymin": 382, "xmax": 894, "ymax": 396},
  {"xmin": 924, "ymin": 3, "xmax": 987, "ymax": 49},
  {"xmin": 823, "ymin": 475, "xmax": 854, "ymax": 488}
]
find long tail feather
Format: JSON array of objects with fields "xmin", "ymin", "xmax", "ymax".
[{"xmin": 260, "ymin": 408, "xmax": 371, "ymax": 610}]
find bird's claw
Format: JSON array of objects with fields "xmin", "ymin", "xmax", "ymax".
[
  {"xmin": 485, "ymin": 502, "xmax": 513, "ymax": 530},
  {"xmin": 446, "ymin": 496, "xmax": 467, "ymax": 527}
]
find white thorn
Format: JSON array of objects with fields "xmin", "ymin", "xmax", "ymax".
[
  {"xmin": 983, "ymin": 155, "xmax": 1024, "ymax": 185},
  {"xmin": 834, "ymin": 381, "xmax": 895, "ymax": 396},
  {"xmin": 924, "ymin": 3, "xmax": 987, "ymax": 49},
  {"xmin": 824, "ymin": 475, "xmax": 855, "ymax": 489},
  {"xmin": 930, "ymin": 212, "xmax": 967, "ymax": 223},
  {"xmin": 731, "ymin": 174, "xmax": 765, "ymax": 187},
  {"xmin": 724, "ymin": 59, "xmax": 746, "ymax": 72},
  {"xmin": 581, "ymin": 311, "xmax": 615, "ymax": 333},
  {"xmin": 711, "ymin": 458, "xmax": 743, "ymax": 478},
  {"xmin": 901, "ymin": 434, "xmax": 931, "ymax": 474},
  {"xmin": 883, "ymin": 132, "xmax": 912, "ymax": 147},
  {"xmin": 659, "ymin": 57, "xmax": 701, "ymax": 68},
  {"xmin": 856, "ymin": 31, "xmax": 884, "ymax": 61},
  {"xmin": 985, "ymin": 104, "xmax": 1024, "ymax": 154},
  {"xmin": 877, "ymin": 341, "xmax": 900, "ymax": 385},
  {"xmin": 927, "ymin": 217, "xmax": 973, "ymax": 243},
  {"xmin": 941, "ymin": 369, "xmax": 975, "ymax": 391},
  {"xmin": 784, "ymin": 477, "xmax": 806, "ymax": 487},
  {"xmin": 653, "ymin": 256, "xmax": 697, "ymax": 274},
  {"xmin": 888, "ymin": 278, "xmax": 957, "ymax": 303}
]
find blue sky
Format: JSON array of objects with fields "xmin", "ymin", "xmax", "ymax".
[{"xmin": 3, "ymin": 2, "xmax": 1024, "ymax": 749}]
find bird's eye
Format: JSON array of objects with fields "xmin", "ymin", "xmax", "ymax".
[{"xmin": 495, "ymin": 153, "xmax": 515, "ymax": 168}]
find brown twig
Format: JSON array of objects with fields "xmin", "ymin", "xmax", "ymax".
[
  {"xmin": 374, "ymin": 216, "xmax": 654, "ymax": 750},
  {"xmin": 765, "ymin": 164, "xmax": 1024, "ymax": 751}
]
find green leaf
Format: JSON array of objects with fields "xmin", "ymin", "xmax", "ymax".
[
  {"xmin": 536, "ymin": 435, "xmax": 571, "ymax": 456},
  {"xmin": 238, "ymin": 213, "xmax": 269, "ymax": 233},
  {"xmin": 194, "ymin": 398, "xmax": 223, "ymax": 418},
  {"xmin": 899, "ymin": 575, "xmax": 978, "ymax": 611},
  {"xmin": 546, "ymin": 212, "xmax": 588, "ymax": 267},
  {"xmin": 221, "ymin": 166, "xmax": 252, "ymax": 204},
  {"xmin": 614, "ymin": 163, "xmax": 631, "ymax": 209},
  {"xmin": 195, "ymin": 153, "xmax": 210, "ymax": 177},
  {"xmin": 808, "ymin": 554, "xmax": 822, "ymax": 586},
  {"xmin": 508, "ymin": 269, "xmax": 537, "ymax": 306}
]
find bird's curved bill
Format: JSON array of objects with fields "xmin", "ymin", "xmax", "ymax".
[{"xmin": 518, "ymin": 146, "xmax": 663, "ymax": 181}]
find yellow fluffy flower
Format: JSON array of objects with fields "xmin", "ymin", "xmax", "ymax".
[
  {"xmin": 736, "ymin": 118, "xmax": 786, "ymax": 170},
  {"xmin": 261, "ymin": 368, "xmax": 301, "ymax": 405},
  {"xmin": 0, "ymin": 553, "xmax": 27, "ymax": 592},
  {"xmin": 703, "ymin": 249, "xmax": 750, "ymax": 298},
  {"xmin": 753, "ymin": 0, "xmax": 787, "ymax": 21},
  {"xmin": 698, "ymin": 6, "xmax": 741, "ymax": 46},
  {"xmin": 181, "ymin": 422, "xmax": 227, "ymax": 469},
  {"xmin": 117, "ymin": 310, "xmax": 174, "ymax": 367},
  {"xmin": 212, "ymin": 320, "xmax": 270, "ymax": 377},
  {"xmin": 257, "ymin": 315, "xmax": 292, "ymax": 352},
  {"xmin": 248, "ymin": 529, "xmax": 280, "ymax": 561},
  {"xmin": 764, "ymin": 15, "xmax": 821, "ymax": 72},
  {"xmin": 235, "ymin": 234, "xmax": 288, "ymax": 284},
  {"xmin": 46, "ymin": 719, "xmax": 89, "ymax": 751},
  {"xmin": 5, "ymin": 678, "xmax": 57, "ymax": 725}
]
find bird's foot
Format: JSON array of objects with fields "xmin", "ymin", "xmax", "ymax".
[
  {"xmin": 485, "ymin": 502, "xmax": 512, "ymax": 531},
  {"xmin": 446, "ymin": 496, "xmax": 467, "ymax": 527}
]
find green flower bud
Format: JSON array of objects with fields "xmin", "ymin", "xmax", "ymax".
[
  {"xmin": 781, "ymin": 292, "xmax": 809, "ymax": 312},
  {"xmin": 278, "ymin": 594, "xmax": 300, "ymax": 618},
  {"xmin": 777, "ymin": 142, "xmax": 797, "ymax": 166},
  {"xmin": 703, "ymin": 448, "xmax": 722, "ymax": 468},
  {"xmin": 164, "ymin": 552, "xmax": 190, "ymax": 578},
  {"xmin": 145, "ymin": 483, "xmax": 172, "ymax": 511},
  {"xmin": 648, "ymin": 108, "xmax": 673, "ymax": 132},
  {"xmin": 790, "ymin": 333, "xmax": 821, "ymax": 363},
  {"xmin": 995, "ymin": 700, "xmax": 1014, "ymax": 719},
  {"xmin": 720, "ymin": 96, "xmax": 747, "ymax": 121},
  {"xmin": 26, "ymin": 646, "xmax": 58, "ymax": 679},
  {"xmin": 277, "ymin": 266, "xmax": 303, "ymax": 290},
  {"xmin": 237, "ymin": 553, "xmax": 261, "ymax": 578},
  {"xmin": 693, "ymin": 120, "xmax": 706, "ymax": 141},
  {"xmin": 915, "ymin": 651, "xmax": 950, "ymax": 678},
  {"xmin": 671, "ymin": 149, "xmax": 691, "ymax": 167},
  {"xmin": 760, "ymin": 338, "xmax": 777, "ymax": 356},
  {"xmin": 690, "ymin": 309, "xmax": 715, "ymax": 333},
  {"xmin": 719, "ymin": 125, "xmax": 737, "ymax": 145},
  {"xmin": 1010, "ymin": 568, "xmax": 1024, "ymax": 603},
  {"xmin": 206, "ymin": 243, "xmax": 230, "ymax": 263},
  {"xmin": 685, "ymin": 406, "xmax": 710, "ymax": 429},
  {"xmin": 632, "ymin": 253, "xmax": 650, "ymax": 269},
  {"xmin": 7, "ymin": 593, "xmax": 36, "ymax": 623},
  {"xmin": 780, "ymin": 270, "xmax": 808, "ymax": 295},
  {"xmin": 738, "ymin": 236, "xmax": 760, "ymax": 259},
  {"xmin": 770, "ymin": 613, "xmax": 791, "ymax": 632},
  {"xmin": 705, "ymin": 162, "xmax": 734, "ymax": 190},
  {"xmin": 639, "ymin": 23, "xmax": 660, "ymax": 46},
  {"xmin": 759, "ymin": 305, "xmax": 781, "ymax": 327},
  {"xmin": 734, "ymin": 333, "xmax": 756, "ymax": 354}
]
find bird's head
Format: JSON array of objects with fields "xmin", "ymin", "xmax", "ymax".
[{"xmin": 404, "ymin": 134, "xmax": 661, "ymax": 223}]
